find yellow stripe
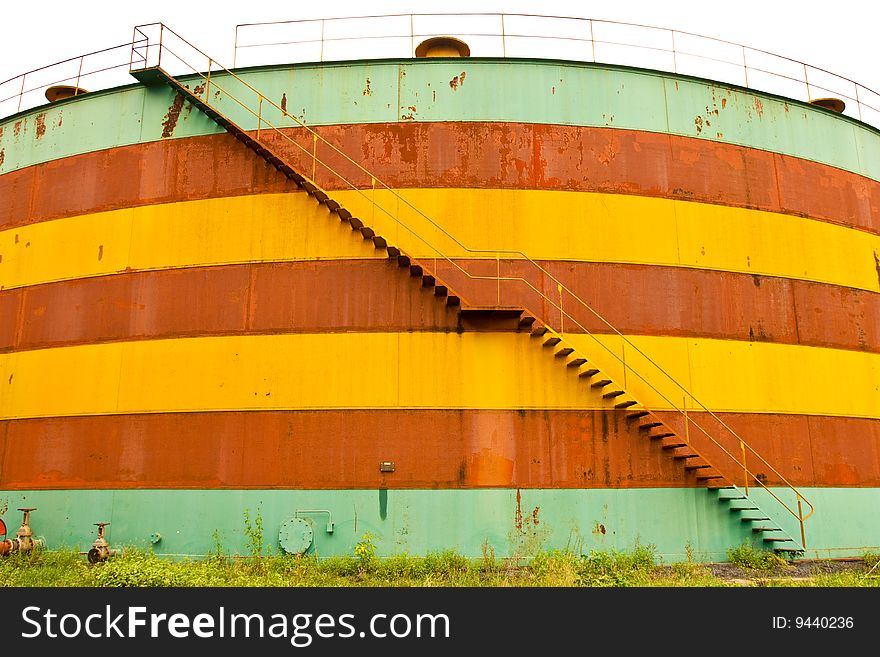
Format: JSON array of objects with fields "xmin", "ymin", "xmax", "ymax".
[
  {"xmin": 337, "ymin": 188, "xmax": 880, "ymax": 293},
  {"xmin": 2, "ymin": 190, "xmax": 878, "ymax": 293},
  {"xmin": 0, "ymin": 193, "xmax": 382, "ymax": 290},
  {"xmin": 1, "ymin": 333, "xmax": 877, "ymax": 419}
]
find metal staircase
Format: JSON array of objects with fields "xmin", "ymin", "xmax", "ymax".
[{"xmin": 129, "ymin": 23, "xmax": 814, "ymax": 556}]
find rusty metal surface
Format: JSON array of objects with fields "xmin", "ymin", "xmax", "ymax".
[
  {"xmin": 0, "ymin": 260, "xmax": 875, "ymax": 353},
  {"xmin": 0, "ymin": 410, "xmax": 876, "ymax": 490},
  {"xmin": 0, "ymin": 133, "xmax": 288, "ymax": 231},
  {"xmin": 2, "ymin": 124, "xmax": 879, "ymax": 235},
  {"xmin": 0, "ymin": 260, "xmax": 461, "ymax": 352}
]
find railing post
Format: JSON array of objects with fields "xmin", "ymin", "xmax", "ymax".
[
  {"xmin": 804, "ymin": 63, "xmax": 811, "ymax": 101},
  {"xmin": 740, "ymin": 440, "xmax": 749, "ymax": 496},
  {"xmin": 589, "ymin": 20, "xmax": 596, "ymax": 62},
  {"xmin": 501, "ymin": 14, "xmax": 507, "ymax": 58},
  {"xmin": 75, "ymin": 56, "xmax": 84, "ymax": 96},
  {"xmin": 496, "ymin": 254, "xmax": 501, "ymax": 306},
  {"xmin": 312, "ymin": 133, "xmax": 318, "ymax": 182},
  {"xmin": 320, "ymin": 19, "xmax": 325, "ymax": 62},
  {"xmin": 742, "ymin": 46, "xmax": 749, "ymax": 88},
  {"xmin": 854, "ymin": 84, "xmax": 863, "ymax": 122},
  {"xmin": 683, "ymin": 396, "xmax": 690, "ymax": 445},
  {"xmin": 17, "ymin": 74, "xmax": 25, "ymax": 113},
  {"xmin": 558, "ymin": 283, "xmax": 563, "ymax": 334},
  {"xmin": 257, "ymin": 95, "xmax": 263, "ymax": 139},
  {"xmin": 158, "ymin": 24, "xmax": 164, "ymax": 69},
  {"xmin": 206, "ymin": 58, "xmax": 212, "ymax": 101},
  {"xmin": 797, "ymin": 495, "xmax": 806, "ymax": 549},
  {"xmin": 671, "ymin": 30, "xmax": 678, "ymax": 74}
]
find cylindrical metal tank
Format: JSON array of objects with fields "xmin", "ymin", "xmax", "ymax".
[{"xmin": 0, "ymin": 20, "xmax": 878, "ymax": 562}]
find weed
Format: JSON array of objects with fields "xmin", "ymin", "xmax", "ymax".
[
  {"xmin": 579, "ymin": 544, "xmax": 657, "ymax": 586},
  {"xmin": 243, "ymin": 507, "xmax": 269, "ymax": 559},
  {"xmin": 727, "ymin": 543, "xmax": 787, "ymax": 571},
  {"xmin": 354, "ymin": 531, "xmax": 377, "ymax": 571}
]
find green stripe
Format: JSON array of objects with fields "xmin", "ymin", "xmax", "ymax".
[
  {"xmin": 1, "ymin": 487, "xmax": 874, "ymax": 562},
  {"xmin": 2, "ymin": 59, "xmax": 879, "ymax": 183}
]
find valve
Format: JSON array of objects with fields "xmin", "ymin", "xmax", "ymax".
[
  {"xmin": 0, "ymin": 508, "xmax": 43, "ymax": 556},
  {"xmin": 87, "ymin": 522, "xmax": 117, "ymax": 564}
]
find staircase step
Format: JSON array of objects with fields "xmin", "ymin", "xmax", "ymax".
[
  {"xmin": 661, "ymin": 440, "xmax": 688, "ymax": 449},
  {"xmin": 446, "ymin": 295, "xmax": 461, "ymax": 307},
  {"xmin": 578, "ymin": 368, "xmax": 600, "ymax": 378},
  {"xmin": 518, "ymin": 315, "xmax": 536, "ymax": 327},
  {"xmin": 372, "ymin": 236, "xmax": 387, "ymax": 249},
  {"xmin": 740, "ymin": 517, "xmax": 771, "ymax": 522},
  {"xmin": 763, "ymin": 536, "xmax": 794, "ymax": 543},
  {"xmin": 422, "ymin": 275, "xmax": 436, "ymax": 287},
  {"xmin": 542, "ymin": 336, "xmax": 561, "ymax": 347},
  {"xmin": 410, "ymin": 265, "xmax": 423, "ymax": 277},
  {"xmin": 602, "ymin": 390, "xmax": 625, "ymax": 399},
  {"xmin": 337, "ymin": 208, "xmax": 352, "ymax": 221},
  {"xmin": 649, "ymin": 432, "xmax": 676, "ymax": 440},
  {"xmin": 530, "ymin": 326, "xmax": 548, "ymax": 337},
  {"xmin": 729, "ymin": 504, "xmax": 760, "ymax": 512},
  {"xmin": 773, "ymin": 545, "xmax": 803, "ymax": 552},
  {"xmin": 554, "ymin": 347, "xmax": 574, "ymax": 358},
  {"xmin": 626, "ymin": 410, "xmax": 650, "ymax": 420},
  {"xmin": 566, "ymin": 358, "xmax": 587, "ymax": 368},
  {"xmin": 590, "ymin": 379, "xmax": 612, "ymax": 388},
  {"xmin": 397, "ymin": 255, "xmax": 411, "ymax": 267},
  {"xmin": 386, "ymin": 246, "xmax": 401, "ymax": 258},
  {"xmin": 753, "ymin": 527, "xmax": 783, "ymax": 533},
  {"xmin": 434, "ymin": 285, "xmax": 448, "ymax": 297},
  {"xmin": 614, "ymin": 400, "xmax": 637, "ymax": 409},
  {"xmin": 349, "ymin": 217, "xmax": 364, "ymax": 230},
  {"xmin": 684, "ymin": 462, "xmax": 712, "ymax": 471},
  {"xmin": 671, "ymin": 451, "xmax": 699, "ymax": 460},
  {"xmin": 360, "ymin": 226, "xmax": 376, "ymax": 239},
  {"xmin": 640, "ymin": 422, "xmax": 663, "ymax": 431},
  {"xmin": 696, "ymin": 473, "xmax": 724, "ymax": 481},
  {"xmin": 325, "ymin": 200, "xmax": 341, "ymax": 213},
  {"xmin": 707, "ymin": 483, "xmax": 736, "ymax": 491},
  {"xmin": 313, "ymin": 190, "xmax": 330, "ymax": 204}
]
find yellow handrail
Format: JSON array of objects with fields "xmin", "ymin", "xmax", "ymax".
[{"xmin": 130, "ymin": 23, "xmax": 815, "ymax": 542}]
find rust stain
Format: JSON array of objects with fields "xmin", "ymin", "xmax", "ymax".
[
  {"xmin": 13, "ymin": 121, "xmax": 22, "ymax": 137},
  {"xmin": 721, "ymin": 98, "xmax": 727, "ymax": 109},
  {"xmin": 160, "ymin": 93, "xmax": 185, "ymax": 138},
  {"xmin": 694, "ymin": 115, "xmax": 704, "ymax": 135},
  {"xmin": 56, "ymin": 112, "xmax": 63, "ymax": 127},
  {"xmin": 0, "ymin": 125, "xmax": 3, "ymax": 138},
  {"xmin": 514, "ymin": 488, "xmax": 523, "ymax": 531},
  {"xmin": 7, "ymin": 374, "xmax": 12, "ymax": 384},
  {"xmin": 449, "ymin": 72, "xmax": 466, "ymax": 91},
  {"xmin": 592, "ymin": 522, "xmax": 606, "ymax": 536},
  {"xmin": 97, "ymin": 245, "xmax": 104, "ymax": 261},
  {"xmin": 192, "ymin": 83, "xmax": 206, "ymax": 98},
  {"xmin": 754, "ymin": 97, "xmax": 764, "ymax": 118},
  {"xmin": 551, "ymin": 86, "xmax": 555, "ymax": 95},
  {"xmin": 362, "ymin": 78, "xmax": 372, "ymax": 96},
  {"xmin": 280, "ymin": 93, "xmax": 287, "ymax": 113},
  {"xmin": 531, "ymin": 507, "xmax": 540, "ymax": 524},
  {"xmin": 34, "ymin": 113, "xmax": 46, "ymax": 139},
  {"xmin": 874, "ymin": 251, "xmax": 880, "ymax": 287},
  {"xmin": 14, "ymin": 234, "xmax": 18, "ymax": 244},
  {"xmin": 0, "ymin": 149, "xmax": 4, "ymax": 167}
]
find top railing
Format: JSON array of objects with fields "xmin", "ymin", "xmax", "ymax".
[
  {"xmin": 233, "ymin": 12, "xmax": 880, "ymax": 127},
  {"xmin": 2, "ymin": 12, "xmax": 879, "ymax": 129}
]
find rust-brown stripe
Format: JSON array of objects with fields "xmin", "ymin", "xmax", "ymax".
[
  {"xmin": 2, "ymin": 123, "xmax": 878, "ymax": 235},
  {"xmin": 0, "ymin": 410, "xmax": 876, "ymax": 490},
  {"xmin": 0, "ymin": 260, "xmax": 876, "ymax": 353}
]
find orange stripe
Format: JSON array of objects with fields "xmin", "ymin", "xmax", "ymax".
[
  {"xmin": 1, "ymin": 260, "xmax": 876, "ymax": 353},
  {"xmin": 0, "ymin": 410, "xmax": 875, "ymax": 490},
  {"xmin": 2, "ymin": 124, "xmax": 878, "ymax": 235}
]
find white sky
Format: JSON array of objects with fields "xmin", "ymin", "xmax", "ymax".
[{"xmin": 1, "ymin": 0, "xmax": 878, "ymax": 96}]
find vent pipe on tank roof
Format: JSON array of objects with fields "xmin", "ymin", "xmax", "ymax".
[{"xmin": 415, "ymin": 36, "xmax": 470, "ymax": 58}]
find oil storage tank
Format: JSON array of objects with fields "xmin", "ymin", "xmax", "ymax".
[{"xmin": 0, "ymin": 15, "xmax": 878, "ymax": 562}]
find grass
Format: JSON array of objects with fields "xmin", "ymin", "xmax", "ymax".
[{"xmin": 0, "ymin": 544, "xmax": 877, "ymax": 587}]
